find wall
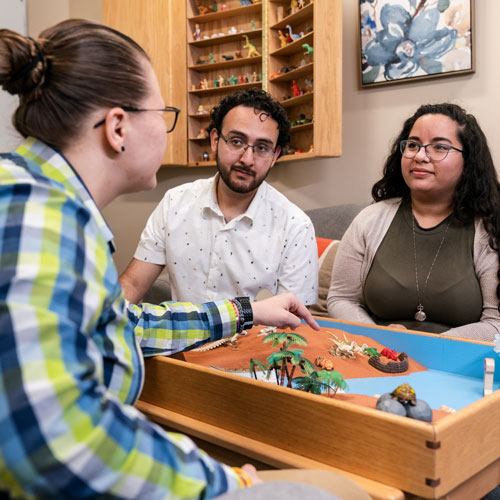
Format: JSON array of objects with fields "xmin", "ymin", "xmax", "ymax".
[
  {"xmin": 18, "ymin": 1, "xmax": 500, "ymax": 272},
  {"xmin": 0, "ymin": 0, "xmax": 26, "ymax": 152}
]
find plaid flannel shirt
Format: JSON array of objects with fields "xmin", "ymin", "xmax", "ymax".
[{"xmin": 0, "ymin": 138, "xmax": 241, "ymax": 499}]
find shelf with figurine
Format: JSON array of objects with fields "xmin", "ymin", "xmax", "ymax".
[
  {"xmin": 190, "ymin": 28, "xmax": 262, "ymax": 48},
  {"xmin": 270, "ymin": 30, "xmax": 313, "ymax": 57},
  {"xmin": 269, "ymin": 61, "xmax": 312, "ymax": 81},
  {"xmin": 189, "ymin": 1, "xmax": 261, "ymax": 24},
  {"xmin": 271, "ymin": 0, "xmax": 313, "ymax": 29},
  {"xmin": 189, "ymin": 78, "xmax": 262, "ymax": 96},
  {"xmin": 279, "ymin": 90, "xmax": 313, "ymax": 108},
  {"xmin": 190, "ymin": 55, "xmax": 262, "ymax": 72}
]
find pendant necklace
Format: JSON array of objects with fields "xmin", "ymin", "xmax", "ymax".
[{"xmin": 412, "ymin": 214, "xmax": 451, "ymax": 322}]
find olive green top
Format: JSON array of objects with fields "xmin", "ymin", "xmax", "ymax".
[{"xmin": 364, "ymin": 200, "xmax": 482, "ymax": 333}]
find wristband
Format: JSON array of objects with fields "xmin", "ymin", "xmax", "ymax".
[
  {"xmin": 232, "ymin": 466, "xmax": 253, "ymax": 488},
  {"xmin": 233, "ymin": 296, "xmax": 253, "ymax": 331}
]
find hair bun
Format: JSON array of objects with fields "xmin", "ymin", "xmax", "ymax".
[{"xmin": 0, "ymin": 31, "xmax": 47, "ymax": 98}]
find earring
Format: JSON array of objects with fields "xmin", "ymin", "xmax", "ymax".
[{"xmin": 121, "ymin": 145, "xmax": 125, "ymax": 152}]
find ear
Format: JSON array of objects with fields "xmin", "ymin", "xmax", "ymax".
[
  {"xmin": 269, "ymin": 145, "xmax": 281, "ymax": 168},
  {"xmin": 210, "ymin": 128, "xmax": 219, "ymax": 154},
  {"xmin": 103, "ymin": 107, "xmax": 128, "ymax": 153}
]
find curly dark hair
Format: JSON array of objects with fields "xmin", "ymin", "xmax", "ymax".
[
  {"xmin": 372, "ymin": 102, "xmax": 500, "ymax": 311},
  {"xmin": 207, "ymin": 88, "xmax": 291, "ymax": 156}
]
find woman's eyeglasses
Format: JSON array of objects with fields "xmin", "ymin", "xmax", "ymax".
[
  {"xmin": 93, "ymin": 106, "xmax": 180, "ymax": 133},
  {"xmin": 400, "ymin": 139, "xmax": 463, "ymax": 162}
]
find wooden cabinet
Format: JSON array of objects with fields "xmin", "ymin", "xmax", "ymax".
[{"xmin": 103, "ymin": 0, "xmax": 342, "ymax": 167}]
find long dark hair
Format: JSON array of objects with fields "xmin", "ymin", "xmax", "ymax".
[
  {"xmin": 372, "ymin": 103, "xmax": 500, "ymax": 310},
  {"xmin": 0, "ymin": 19, "xmax": 150, "ymax": 150}
]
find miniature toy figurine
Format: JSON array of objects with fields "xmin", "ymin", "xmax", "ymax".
[
  {"xmin": 308, "ymin": 144, "xmax": 314, "ymax": 153},
  {"xmin": 209, "ymin": 52, "xmax": 215, "ymax": 64},
  {"xmin": 200, "ymin": 78, "xmax": 209, "ymax": 90},
  {"xmin": 196, "ymin": 1, "xmax": 212, "ymax": 15},
  {"xmin": 197, "ymin": 128, "xmax": 207, "ymax": 139},
  {"xmin": 302, "ymin": 43, "xmax": 314, "ymax": 55},
  {"xmin": 196, "ymin": 105, "xmax": 208, "ymax": 115},
  {"xmin": 238, "ymin": 74, "xmax": 245, "ymax": 84},
  {"xmin": 278, "ymin": 30, "xmax": 288, "ymax": 48},
  {"xmin": 251, "ymin": 19, "xmax": 256, "ymax": 30},
  {"xmin": 297, "ymin": 0, "xmax": 305, "ymax": 8},
  {"xmin": 239, "ymin": 0, "xmax": 252, "ymax": 5},
  {"xmin": 228, "ymin": 74, "xmax": 238, "ymax": 85},
  {"xmin": 202, "ymin": 152, "xmax": 210, "ymax": 161},
  {"xmin": 276, "ymin": 6, "xmax": 284, "ymax": 21},
  {"xmin": 286, "ymin": 24, "xmax": 301, "ymax": 41},
  {"xmin": 213, "ymin": 1, "xmax": 217, "ymax": 12},
  {"xmin": 251, "ymin": 71, "xmax": 258, "ymax": 82},
  {"xmin": 234, "ymin": 50, "xmax": 242, "ymax": 58},
  {"xmin": 243, "ymin": 34, "xmax": 261, "ymax": 57},
  {"xmin": 304, "ymin": 78, "xmax": 313, "ymax": 92},
  {"xmin": 221, "ymin": 4, "xmax": 227, "ymax": 11},
  {"xmin": 290, "ymin": 0, "xmax": 298, "ymax": 14},
  {"xmin": 193, "ymin": 24, "xmax": 201, "ymax": 40},
  {"xmin": 377, "ymin": 385, "xmax": 432, "ymax": 422},
  {"xmin": 227, "ymin": 26, "xmax": 237, "ymax": 35},
  {"xmin": 380, "ymin": 347, "xmax": 398, "ymax": 361},
  {"xmin": 291, "ymin": 80, "xmax": 300, "ymax": 97},
  {"xmin": 222, "ymin": 54, "xmax": 234, "ymax": 60},
  {"xmin": 391, "ymin": 384, "xmax": 416, "ymax": 405},
  {"xmin": 218, "ymin": 74, "xmax": 225, "ymax": 87},
  {"xmin": 214, "ymin": 78, "xmax": 219, "ymax": 87}
]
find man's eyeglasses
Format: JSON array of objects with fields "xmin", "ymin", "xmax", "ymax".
[
  {"xmin": 93, "ymin": 106, "xmax": 180, "ymax": 133},
  {"xmin": 218, "ymin": 132, "xmax": 277, "ymax": 160},
  {"xmin": 400, "ymin": 140, "xmax": 463, "ymax": 162}
]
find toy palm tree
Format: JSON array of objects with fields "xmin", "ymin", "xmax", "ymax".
[
  {"xmin": 316, "ymin": 370, "xmax": 348, "ymax": 396},
  {"xmin": 294, "ymin": 372, "xmax": 329, "ymax": 395}
]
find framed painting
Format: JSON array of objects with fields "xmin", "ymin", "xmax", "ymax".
[{"xmin": 359, "ymin": 0, "xmax": 474, "ymax": 87}]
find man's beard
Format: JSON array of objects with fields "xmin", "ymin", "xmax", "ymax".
[{"xmin": 216, "ymin": 150, "xmax": 270, "ymax": 194}]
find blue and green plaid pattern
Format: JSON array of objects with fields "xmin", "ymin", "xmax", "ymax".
[{"xmin": 0, "ymin": 138, "xmax": 240, "ymax": 499}]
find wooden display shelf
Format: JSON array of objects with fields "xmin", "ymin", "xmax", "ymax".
[
  {"xmin": 190, "ymin": 29, "xmax": 262, "ymax": 48},
  {"xmin": 271, "ymin": 1, "xmax": 314, "ymax": 29},
  {"xmin": 190, "ymin": 56, "xmax": 263, "ymax": 72},
  {"xmin": 290, "ymin": 122, "xmax": 313, "ymax": 132},
  {"xmin": 270, "ymin": 62, "xmax": 313, "ymax": 82},
  {"xmin": 187, "ymin": 160, "xmax": 216, "ymax": 167},
  {"xmin": 280, "ymin": 92, "xmax": 313, "ymax": 108},
  {"xmin": 189, "ymin": 3, "xmax": 262, "ymax": 24},
  {"xmin": 138, "ymin": 318, "xmax": 500, "ymax": 499},
  {"xmin": 270, "ymin": 31, "xmax": 313, "ymax": 57},
  {"xmin": 189, "ymin": 81, "xmax": 262, "ymax": 96},
  {"xmin": 276, "ymin": 151, "xmax": 315, "ymax": 162}
]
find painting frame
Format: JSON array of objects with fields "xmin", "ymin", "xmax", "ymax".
[{"xmin": 359, "ymin": 0, "xmax": 475, "ymax": 88}]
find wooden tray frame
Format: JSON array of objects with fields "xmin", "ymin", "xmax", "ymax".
[{"xmin": 137, "ymin": 321, "xmax": 500, "ymax": 499}]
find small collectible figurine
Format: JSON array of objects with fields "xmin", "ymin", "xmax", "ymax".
[
  {"xmin": 228, "ymin": 74, "xmax": 238, "ymax": 85},
  {"xmin": 213, "ymin": 0, "xmax": 217, "ymax": 11},
  {"xmin": 276, "ymin": 6, "xmax": 284, "ymax": 21},
  {"xmin": 218, "ymin": 74, "xmax": 225, "ymax": 87},
  {"xmin": 214, "ymin": 77, "xmax": 219, "ymax": 87},
  {"xmin": 227, "ymin": 26, "xmax": 237, "ymax": 35},
  {"xmin": 196, "ymin": 105, "xmax": 208, "ymax": 115},
  {"xmin": 251, "ymin": 71, "xmax": 258, "ymax": 82},
  {"xmin": 196, "ymin": 1, "xmax": 212, "ymax": 15},
  {"xmin": 202, "ymin": 152, "xmax": 210, "ymax": 161},
  {"xmin": 251, "ymin": 19, "xmax": 256, "ymax": 30},
  {"xmin": 239, "ymin": 0, "xmax": 252, "ymax": 5},
  {"xmin": 286, "ymin": 24, "xmax": 301, "ymax": 41},
  {"xmin": 297, "ymin": 0, "xmax": 305, "ymax": 9},
  {"xmin": 221, "ymin": 4, "xmax": 227, "ymax": 11},
  {"xmin": 209, "ymin": 52, "xmax": 215, "ymax": 64},
  {"xmin": 234, "ymin": 50, "xmax": 243, "ymax": 58},
  {"xmin": 290, "ymin": 0, "xmax": 298, "ymax": 14},
  {"xmin": 291, "ymin": 80, "xmax": 300, "ymax": 97},
  {"xmin": 243, "ymin": 34, "xmax": 261, "ymax": 57},
  {"xmin": 308, "ymin": 144, "xmax": 314, "ymax": 153},
  {"xmin": 222, "ymin": 54, "xmax": 234, "ymax": 61},
  {"xmin": 238, "ymin": 74, "xmax": 246, "ymax": 84},
  {"xmin": 302, "ymin": 43, "xmax": 314, "ymax": 55},
  {"xmin": 197, "ymin": 128, "xmax": 207, "ymax": 139},
  {"xmin": 193, "ymin": 24, "xmax": 201, "ymax": 40},
  {"xmin": 200, "ymin": 78, "xmax": 209, "ymax": 90},
  {"xmin": 278, "ymin": 30, "xmax": 288, "ymax": 48}
]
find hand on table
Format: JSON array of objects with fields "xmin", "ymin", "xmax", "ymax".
[{"xmin": 251, "ymin": 292, "xmax": 320, "ymax": 331}]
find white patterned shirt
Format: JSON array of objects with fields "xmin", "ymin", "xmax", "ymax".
[{"xmin": 135, "ymin": 175, "xmax": 318, "ymax": 304}]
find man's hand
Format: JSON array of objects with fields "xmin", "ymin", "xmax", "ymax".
[{"xmin": 251, "ymin": 293, "xmax": 320, "ymax": 331}]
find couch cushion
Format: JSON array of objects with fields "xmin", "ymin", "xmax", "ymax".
[{"xmin": 308, "ymin": 238, "xmax": 340, "ymax": 317}]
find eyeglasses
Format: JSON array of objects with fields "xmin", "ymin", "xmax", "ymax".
[
  {"xmin": 400, "ymin": 140, "xmax": 463, "ymax": 162},
  {"xmin": 218, "ymin": 132, "xmax": 277, "ymax": 160},
  {"xmin": 93, "ymin": 106, "xmax": 180, "ymax": 133}
]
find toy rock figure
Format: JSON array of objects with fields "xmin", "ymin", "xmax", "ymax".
[
  {"xmin": 292, "ymin": 80, "xmax": 301, "ymax": 97},
  {"xmin": 243, "ymin": 34, "xmax": 261, "ymax": 57}
]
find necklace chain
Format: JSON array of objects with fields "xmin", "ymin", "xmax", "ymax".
[{"xmin": 412, "ymin": 215, "xmax": 451, "ymax": 321}]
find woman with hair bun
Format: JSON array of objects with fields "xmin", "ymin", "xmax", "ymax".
[
  {"xmin": 0, "ymin": 20, "xmax": 322, "ymax": 500},
  {"xmin": 328, "ymin": 103, "xmax": 500, "ymax": 341}
]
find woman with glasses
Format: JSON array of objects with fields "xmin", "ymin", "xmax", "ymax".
[
  {"xmin": 327, "ymin": 103, "xmax": 500, "ymax": 341},
  {"xmin": 0, "ymin": 20, "xmax": 322, "ymax": 499}
]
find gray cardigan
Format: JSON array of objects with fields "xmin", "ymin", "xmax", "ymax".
[{"xmin": 327, "ymin": 199, "xmax": 500, "ymax": 341}]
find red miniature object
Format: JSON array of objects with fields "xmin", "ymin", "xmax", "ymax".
[
  {"xmin": 380, "ymin": 348, "xmax": 398, "ymax": 361},
  {"xmin": 292, "ymin": 80, "xmax": 300, "ymax": 97}
]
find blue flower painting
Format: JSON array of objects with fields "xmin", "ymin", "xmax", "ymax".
[{"xmin": 360, "ymin": 0, "xmax": 473, "ymax": 86}]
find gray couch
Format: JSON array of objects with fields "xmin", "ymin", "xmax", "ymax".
[{"xmin": 142, "ymin": 203, "xmax": 367, "ymax": 305}]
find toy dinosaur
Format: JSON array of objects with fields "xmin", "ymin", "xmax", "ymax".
[
  {"xmin": 286, "ymin": 24, "xmax": 301, "ymax": 41},
  {"xmin": 302, "ymin": 43, "xmax": 314, "ymax": 55},
  {"xmin": 278, "ymin": 30, "xmax": 288, "ymax": 48},
  {"xmin": 243, "ymin": 34, "xmax": 261, "ymax": 57},
  {"xmin": 196, "ymin": 1, "xmax": 213, "ymax": 15}
]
